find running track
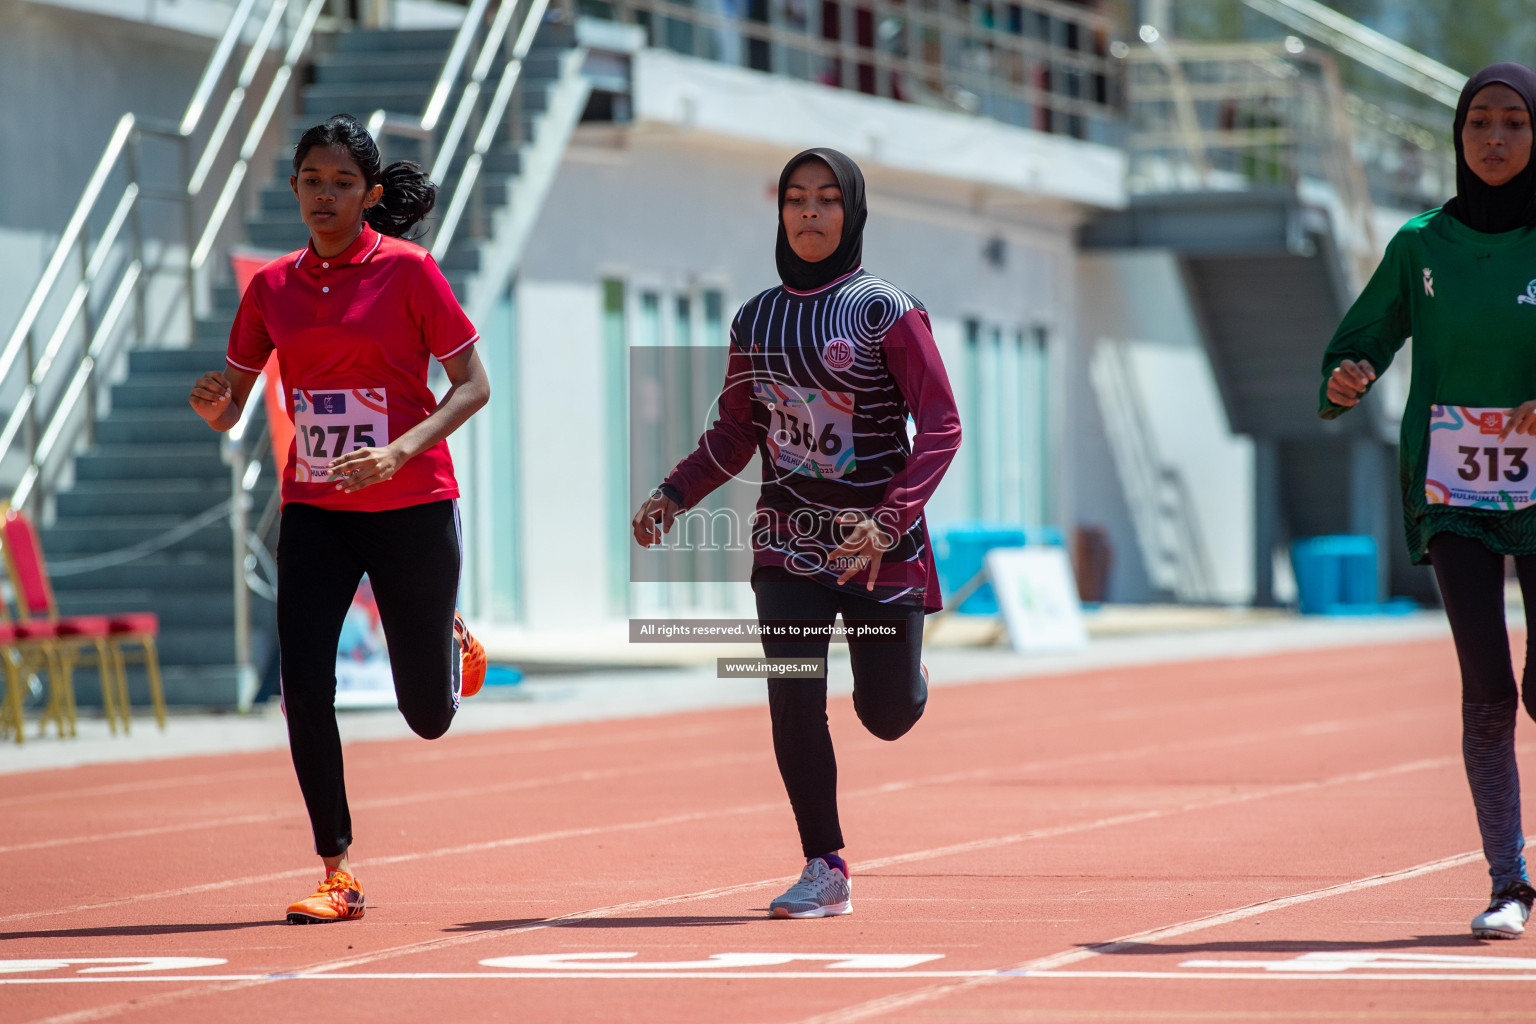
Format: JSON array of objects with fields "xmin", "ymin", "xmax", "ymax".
[{"xmin": 5, "ymin": 636, "xmax": 1533, "ymax": 1023}]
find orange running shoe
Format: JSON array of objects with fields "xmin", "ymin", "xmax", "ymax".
[
  {"xmin": 455, "ymin": 611, "xmax": 487, "ymax": 699},
  {"xmin": 286, "ymin": 870, "xmax": 365, "ymax": 924}
]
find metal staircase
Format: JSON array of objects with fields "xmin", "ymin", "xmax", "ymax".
[
  {"xmin": 1084, "ymin": 37, "xmax": 1452, "ymax": 606},
  {"xmin": 6, "ymin": 0, "xmax": 590, "ymax": 708}
]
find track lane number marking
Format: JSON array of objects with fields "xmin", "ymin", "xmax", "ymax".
[
  {"xmin": 1182, "ymin": 952, "xmax": 1536, "ymax": 973},
  {"xmin": 479, "ymin": 952, "xmax": 944, "ymax": 971}
]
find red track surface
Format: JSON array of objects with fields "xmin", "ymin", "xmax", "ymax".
[{"xmin": 5, "ymin": 636, "xmax": 1534, "ymax": 1023}]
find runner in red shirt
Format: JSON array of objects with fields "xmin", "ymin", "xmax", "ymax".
[{"xmin": 189, "ymin": 114, "xmax": 489, "ymax": 924}]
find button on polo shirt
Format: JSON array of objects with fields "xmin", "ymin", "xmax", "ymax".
[{"xmin": 227, "ymin": 223, "xmax": 480, "ymax": 512}]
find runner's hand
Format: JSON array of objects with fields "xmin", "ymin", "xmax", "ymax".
[
  {"xmin": 632, "ymin": 492, "xmax": 680, "ymax": 547},
  {"xmin": 328, "ymin": 445, "xmax": 404, "ymax": 493},
  {"xmin": 829, "ymin": 512, "xmax": 893, "ymax": 591},
  {"xmin": 1326, "ymin": 359, "xmax": 1376, "ymax": 407},
  {"xmin": 189, "ymin": 371, "xmax": 233, "ymax": 423},
  {"xmin": 1502, "ymin": 401, "xmax": 1536, "ymax": 441}
]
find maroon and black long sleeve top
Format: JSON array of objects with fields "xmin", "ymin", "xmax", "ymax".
[{"xmin": 661, "ymin": 268, "xmax": 962, "ymax": 611}]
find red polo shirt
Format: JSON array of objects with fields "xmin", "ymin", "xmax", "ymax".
[{"xmin": 227, "ymin": 224, "xmax": 478, "ymax": 512}]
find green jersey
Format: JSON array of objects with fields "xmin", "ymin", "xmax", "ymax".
[{"xmin": 1320, "ymin": 208, "xmax": 1536, "ymax": 564}]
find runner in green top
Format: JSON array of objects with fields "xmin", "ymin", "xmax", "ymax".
[{"xmin": 1319, "ymin": 63, "xmax": 1536, "ymax": 940}]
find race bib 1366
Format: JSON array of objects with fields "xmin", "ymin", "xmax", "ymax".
[
  {"xmin": 752, "ymin": 382, "xmax": 856, "ymax": 479},
  {"xmin": 292, "ymin": 388, "xmax": 389, "ymax": 483},
  {"xmin": 1426, "ymin": 404, "xmax": 1534, "ymax": 510}
]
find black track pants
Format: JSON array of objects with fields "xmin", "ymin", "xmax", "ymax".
[
  {"xmin": 276, "ymin": 499, "xmax": 462, "ymax": 857},
  {"xmin": 752, "ymin": 564, "xmax": 927, "ymax": 859},
  {"xmin": 1429, "ymin": 531, "xmax": 1536, "ymax": 890}
]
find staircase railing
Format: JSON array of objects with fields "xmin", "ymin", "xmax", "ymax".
[
  {"xmin": 1124, "ymin": 41, "xmax": 1455, "ymax": 284},
  {"xmin": 1089, "ymin": 338, "xmax": 1216, "ymax": 603},
  {"xmin": 365, "ymin": 0, "xmax": 559, "ymax": 262},
  {"xmin": 1, "ymin": 0, "xmax": 327, "ymax": 516},
  {"xmin": 1239, "ymin": 0, "xmax": 1465, "ymax": 108}
]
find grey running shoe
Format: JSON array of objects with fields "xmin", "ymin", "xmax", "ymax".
[
  {"xmin": 1473, "ymin": 881, "xmax": 1536, "ymax": 939},
  {"xmin": 770, "ymin": 857, "xmax": 852, "ymax": 919}
]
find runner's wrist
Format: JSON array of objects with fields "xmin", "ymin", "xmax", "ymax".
[{"xmin": 213, "ymin": 401, "xmax": 242, "ymax": 431}]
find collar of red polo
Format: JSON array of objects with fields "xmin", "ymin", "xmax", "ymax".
[{"xmin": 294, "ymin": 223, "xmax": 384, "ymax": 269}]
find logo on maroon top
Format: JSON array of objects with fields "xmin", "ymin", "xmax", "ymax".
[{"xmin": 823, "ymin": 338, "xmax": 855, "ymax": 371}]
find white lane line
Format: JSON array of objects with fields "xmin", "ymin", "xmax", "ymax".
[
  {"xmin": 0, "ymin": 752, "xmax": 762, "ymax": 855},
  {"xmin": 12, "ymin": 969, "xmax": 1536, "ymax": 984},
  {"xmin": 3, "ymin": 971, "xmax": 992, "ymax": 984},
  {"xmin": 791, "ymin": 848, "xmax": 1488, "ymax": 1024}
]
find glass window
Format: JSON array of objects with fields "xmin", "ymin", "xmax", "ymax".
[{"xmin": 603, "ymin": 279, "xmax": 631, "ymax": 614}]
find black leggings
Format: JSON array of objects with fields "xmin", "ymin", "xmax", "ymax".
[
  {"xmin": 1429, "ymin": 532, "xmax": 1536, "ymax": 891},
  {"xmin": 1429, "ymin": 532, "xmax": 1536, "ymax": 707},
  {"xmin": 752, "ymin": 564, "xmax": 928, "ymax": 858},
  {"xmin": 277, "ymin": 499, "xmax": 462, "ymax": 857}
]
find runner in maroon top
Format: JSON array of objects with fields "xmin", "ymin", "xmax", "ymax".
[
  {"xmin": 189, "ymin": 114, "xmax": 489, "ymax": 924},
  {"xmin": 633, "ymin": 148, "xmax": 962, "ymax": 917}
]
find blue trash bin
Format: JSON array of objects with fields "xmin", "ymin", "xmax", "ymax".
[
  {"xmin": 1290, "ymin": 535, "xmax": 1378, "ymax": 614},
  {"xmin": 938, "ymin": 523, "xmax": 1065, "ymax": 614}
]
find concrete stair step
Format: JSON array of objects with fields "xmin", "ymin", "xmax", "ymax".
[
  {"xmin": 195, "ymin": 316, "xmax": 236, "ymax": 344},
  {"xmin": 244, "ymin": 220, "xmax": 311, "ymax": 252},
  {"xmin": 535, "ymin": 22, "xmax": 577, "ymax": 49},
  {"xmin": 435, "ymin": 244, "xmax": 481, "ymax": 272},
  {"xmin": 110, "ymin": 377, "xmax": 216, "ymax": 410},
  {"xmin": 330, "ymin": 28, "xmax": 458, "ymax": 53},
  {"xmin": 303, "ymin": 85, "xmax": 436, "ymax": 117},
  {"xmin": 312, "ymin": 52, "xmax": 450, "ymax": 84},
  {"xmin": 56, "ymin": 480, "xmax": 271, "ymax": 517},
  {"xmin": 41, "ymin": 516, "xmax": 233, "ymax": 555},
  {"xmin": 520, "ymin": 51, "xmax": 563, "ymax": 79},
  {"xmin": 258, "ymin": 186, "xmax": 296, "ymax": 215},
  {"xmin": 484, "ymin": 145, "xmax": 522, "ymax": 176},
  {"xmin": 74, "ymin": 444, "xmax": 226, "ymax": 480},
  {"xmin": 211, "ymin": 284, "xmax": 242, "ymax": 311},
  {"xmin": 128, "ymin": 347, "xmax": 231, "ymax": 376},
  {"xmin": 519, "ymin": 85, "xmax": 550, "ymax": 117},
  {"xmin": 95, "ymin": 412, "xmax": 226, "ymax": 445},
  {"xmin": 48, "ymin": 552, "xmax": 235, "ymax": 591}
]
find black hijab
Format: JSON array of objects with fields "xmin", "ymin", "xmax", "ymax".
[
  {"xmin": 1444, "ymin": 62, "xmax": 1536, "ymax": 234},
  {"xmin": 775, "ymin": 148, "xmax": 867, "ymax": 292}
]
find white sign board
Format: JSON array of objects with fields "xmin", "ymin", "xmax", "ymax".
[
  {"xmin": 986, "ymin": 546, "xmax": 1088, "ymax": 654},
  {"xmin": 332, "ymin": 575, "xmax": 398, "ymax": 709}
]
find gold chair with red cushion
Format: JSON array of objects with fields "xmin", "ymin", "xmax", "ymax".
[
  {"xmin": 0, "ymin": 622, "xmax": 33, "ymax": 744},
  {"xmin": 0, "ymin": 590, "xmax": 77, "ymax": 740},
  {"xmin": 0, "ymin": 504, "xmax": 165, "ymax": 734}
]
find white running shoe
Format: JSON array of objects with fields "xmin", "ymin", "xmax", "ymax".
[
  {"xmin": 1473, "ymin": 881, "xmax": 1535, "ymax": 939},
  {"xmin": 770, "ymin": 857, "xmax": 852, "ymax": 919}
]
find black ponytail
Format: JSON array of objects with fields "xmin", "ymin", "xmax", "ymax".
[
  {"xmin": 367, "ymin": 159, "xmax": 437, "ymax": 239},
  {"xmin": 292, "ymin": 113, "xmax": 438, "ymax": 239}
]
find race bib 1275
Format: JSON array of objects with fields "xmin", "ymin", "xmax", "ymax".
[
  {"xmin": 1426, "ymin": 404, "xmax": 1534, "ymax": 510},
  {"xmin": 292, "ymin": 388, "xmax": 389, "ymax": 483}
]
